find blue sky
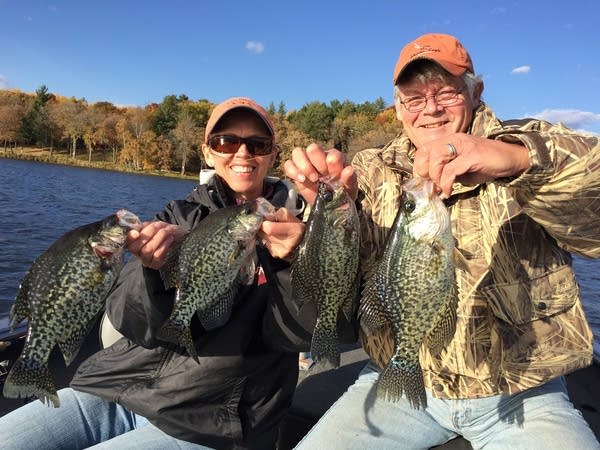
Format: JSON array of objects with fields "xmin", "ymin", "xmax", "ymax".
[{"xmin": 1, "ymin": 1, "xmax": 599, "ymax": 134}]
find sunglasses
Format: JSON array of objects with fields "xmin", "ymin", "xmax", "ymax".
[{"xmin": 208, "ymin": 135, "xmax": 275, "ymax": 156}]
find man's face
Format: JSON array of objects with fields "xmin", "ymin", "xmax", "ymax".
[{"xmin": 395, "ymin": 76, "xmax": 481, "ymax": 148}]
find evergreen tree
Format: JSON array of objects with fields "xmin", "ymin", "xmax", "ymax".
[{"xmin": 20, "ymin": 85, "xmax": 54, "ymax": 146}]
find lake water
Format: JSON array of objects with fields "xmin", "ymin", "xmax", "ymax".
[
  {"xmin": 1, "ymin": 158, "xmax": 599, "ymax": 361},
  {"xmin": 0, "ymin": 158, "xmax": 197, "ymax": 315}
]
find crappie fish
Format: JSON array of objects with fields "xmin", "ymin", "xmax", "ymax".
[
  {"xmin": 158, "ymin": 198, "xmax": 275, "ymax": 361},
  {"xmin": 291, "ymin": 180, "xmax": 360, "ymax": 368},
  {"xmin": 360, "ymin": 177, "xmax": 458, "ymax": 409},
  {"xmin": 3, "ymin": 209, "xmax": 142, "ymax": 407}
]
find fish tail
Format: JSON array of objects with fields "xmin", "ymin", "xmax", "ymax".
[
  {"xmin": 310, "ymin": 319, "xmax": 340, "ymax": 368},
  {"xmin": 158, "ymin": 320, "xmax": 199, "ymax": 362},
  {"xmin": 2, "ymin": 358, "xmax": 59, "ymax": 407},
  {"xmin": 377, "ymin": 356, "xmax": 426, "ymax": 409}
]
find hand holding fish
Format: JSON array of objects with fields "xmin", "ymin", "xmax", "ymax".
[
  {"xmin": 413, "ymin": 133, "xmax": 531, "ymax": 199},
  {"xmin": 127, "ymin": 221, "xmax": 188, "ymax": 270},
  {"xmin": 259, "ymin": 207, "xmax": 305, "ymax": 261},
  {"xmin": 284, "ymin": 143, "xmax": 358, "ymax": 205}
]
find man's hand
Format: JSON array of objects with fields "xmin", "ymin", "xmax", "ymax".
[
  {"xmin": 283, "ymin": 143, "xmax": 358, "ymax": 205},
  {"xmin": 413, "ymin": 133, "xmax": 531, "ymax": 198}
]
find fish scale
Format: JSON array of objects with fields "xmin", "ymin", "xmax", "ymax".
[
  {"xmin": 291, "ymin": 181, "xmax": 360, "ymax": 368},
  {"xmin": 158, "ymin": 198, "xmax": 273, "ymax": 361},
  {"xmin": 2, "ymin": 209, "xmax": 141, "ymax": 407},
  {"xmin": 361, "ymin": 177, "xmax": 458, "ymax": 409}
]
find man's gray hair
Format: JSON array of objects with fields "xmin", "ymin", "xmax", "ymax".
[{"xmin": 393, "ymin": 61, "xmax": 483, "ymax": 103}]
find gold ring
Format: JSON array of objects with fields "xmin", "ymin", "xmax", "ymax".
[{"xmin": 447, "ymin": 143, "xmax": 457, "ymax": 159}]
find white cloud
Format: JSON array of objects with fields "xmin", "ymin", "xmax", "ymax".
[
  {"xmin": 0, "ymin": 75, "xmax": 8, "ymax": 89},
  {"xmin": 532, "ymin": 108, "xmax": 600, "ymax": 134},
  {"xmin": 245, "ymin": 41, "xmax": 265, "ymax": 55},
  {"xmin": 511, "ymin": 66, "xmax": 530, "ymax": 75}
]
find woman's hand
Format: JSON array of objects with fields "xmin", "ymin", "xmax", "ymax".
[
  {"xmin": 413, "ymin": 133, "xmax": 531, "ymax": 198},
  {"xmin": 283, "ymin": 143, "xmax": 358, "ymax": 205},
  {"xmin": 258, "ymin": 208, "xmax": 304, "ymax": 261},
  {"xmin": 126, "ymin": 221, "xmax": 187, "ymax": 269}
]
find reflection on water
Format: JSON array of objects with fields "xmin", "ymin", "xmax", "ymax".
[{"xmin": 0, "ymin": 158, "xmax": 599, "ymax": 360}]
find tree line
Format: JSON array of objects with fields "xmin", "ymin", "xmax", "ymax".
[{"xmin": 0, "ymin": 85, "xmax": 401, "ymax": 177}]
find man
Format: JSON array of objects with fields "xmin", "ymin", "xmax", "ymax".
[{"xmin": 284, "ymin": 33, "xmax": 600, "ymax": 449}]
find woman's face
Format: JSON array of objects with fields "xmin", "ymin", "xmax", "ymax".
[{"xmin": 203, "ymin": 110, "xmax": 277, "ymax": 201}]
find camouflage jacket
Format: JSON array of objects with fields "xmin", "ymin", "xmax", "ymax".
[{"xmin": 355, "ymin": 103, "xmax": 600, "ymax": 398}]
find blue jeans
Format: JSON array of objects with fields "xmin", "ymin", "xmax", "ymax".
[
  {"xmin": 295, "ymin": 362, "xmax": 600, "ymax": 450},
  {"xmin": 0, "ymin": 388, "xmax": 212, "ymax": 449}
]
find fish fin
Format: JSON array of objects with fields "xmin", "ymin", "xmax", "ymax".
[
  {"xmin": 377, "ymin": 356, "xmax": 426, "ymax": 409},
  {"xmin": 237, "ymin": 255, "xmax": 256, "ymax": 285},
  {"xmin": 425, "ymin": 288, "xmax": 458, "ymax": 356},
  {"xmin": 310, "ymin": 318, "xmax": 340, "ymax": 369},
  {"xmin": 341, "ymin": 273, "xmax": 360, "ymax": 323},
  {"xmin": 229, "ymin": 241, "xmax": 247, "ymax": 263},
  {"xmin": 158, "ymin": 319, "xmax": 199, "ymax": 362},
  {"xmin": 290, "ymin": 242, "xmax": 319, "ymax": 312},
  {"xmin": 59, "ymin": 318, "xmax": 96, "ymax": 366},
  {"xmin": 159, "ymin": 239, "xmax": 184, "ymax": 289},
  {"xmin": 180, "ymin": 327, "xmax": 198, "ymax": 363},
  {"xmin": 452, "ymin": 247, "xmax": 470, "ymax": 274},
  {"xmin": 9, "ymin": 284, "xmax": 31, "ymax": 329},
  {"xmin": 358, "ymin": 275, "xmax": 390, "ymax": 336},
  {"xmin": 197, "ymin": 284, "xmax": 237, "ymax": 331},
  {"xmin": 289, "ymin": 277, "xmax": 310, "ymax": 313},
  {"xmin": 2, "ymin": 357, "xmax": 59, "ymax": 407}
]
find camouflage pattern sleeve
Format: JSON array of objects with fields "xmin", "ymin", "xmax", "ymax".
[{"xmin": 492, "ymin": 121, "xmax": 600, "ymax": 257}]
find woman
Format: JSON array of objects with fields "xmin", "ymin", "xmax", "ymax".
[{"xmin": 1, "ymin": 97, "xmax": 314, "ymax": 449}]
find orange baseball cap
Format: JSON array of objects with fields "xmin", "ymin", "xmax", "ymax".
[
  {"xmin": 393, "ymin": 33, "xmax": 474, "ymax": 84},
  {"xmin": 204, "ymin": 97, "xmax": 275, "ymax": 143}
]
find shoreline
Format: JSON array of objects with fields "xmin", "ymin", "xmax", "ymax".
[{"xmin": 0, "ymin": 147, "xmax": 198, "ymax": 181}]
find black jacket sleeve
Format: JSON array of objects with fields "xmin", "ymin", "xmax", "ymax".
[{"xmin": 105, "ymin": 260, "xmax": 175, "ymax": 348}]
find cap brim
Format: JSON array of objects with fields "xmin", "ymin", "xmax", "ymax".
[
  {"xmin": 204, "ymin": 98, "xmax": 275, "ymax": 143},
  {"xmin": 395, "ymin": 57, "xmax": 467, "ymax": 83}
]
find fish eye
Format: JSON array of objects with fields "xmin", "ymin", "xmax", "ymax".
[
  {"xmin": 322, "ymin": 189, "xmax": 334, "ymax": 202},
  {"xmin": 403, "ymin": 199, "xmax": 416, "ymax": 213},
  {"xmin": 242, "ymin": 205, "xmax": 253, "ymax": 215}
]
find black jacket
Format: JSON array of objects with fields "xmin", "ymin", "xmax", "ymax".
[{"xmin": 71, "ymin": 175, "xmax": 317, "ymax": 449}]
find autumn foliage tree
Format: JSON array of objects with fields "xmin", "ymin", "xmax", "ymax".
[
  {"xmin": 0, "ymin": 86, "xmax": 398, "ymax": 176},
  {"xmin": 0, "ymin": 91, "xmax": 28, "ymax": 149},
  {"xmin": 172, "ymin": 112, "xmax": 202, "ymax": 176}
]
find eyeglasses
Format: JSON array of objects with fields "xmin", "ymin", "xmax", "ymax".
[
  {"xmin": 208, "ymin": 135, "xmax": 275, "ymax": 156},
  {"xmin": 398, "ymin": 88, "xmax": 464, "ymax": 113}
]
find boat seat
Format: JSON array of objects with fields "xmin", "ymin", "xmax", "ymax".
[{"xmin": 99, "ymin": 313, "xmax": 124, "ymax": 348}]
